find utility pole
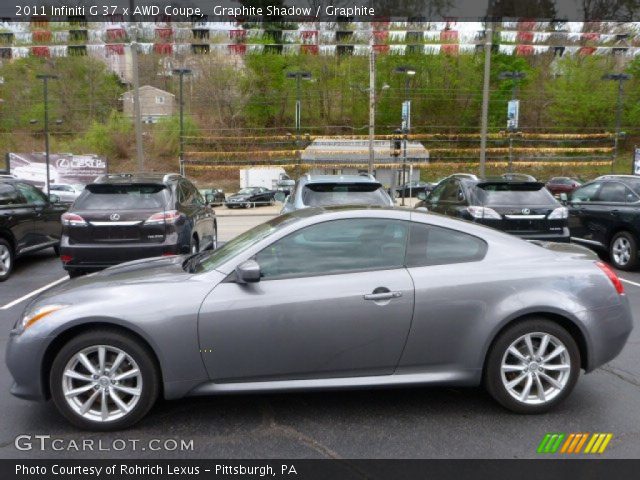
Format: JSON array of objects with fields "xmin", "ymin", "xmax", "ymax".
[
  {"xmin": 173, "ymin": 68, "xmax": 192, "ymax": 176},
  {"xmin": 368, "ymin": 39, "xmax": 376, "ymax": 176},
  {"xmin": 286, "ymin": 71, "xmax": 312, "ymax": 177},
  {"xmin": 394, "ymin": 66, "xmax": 415, "ymax": 207},
  {"xmin": 36, "ymin": 74, "xmax": 58, "ymax": 195},
  {"xmin": 130, "ymin": 0, "xmax": 144, "ymax": 171},
  {"xmin": 603, "ymin": 73, "xmax": 632, "ymax": 172},
  {"xmin": 499, "ymin": 71, "xmax": 525, "ymax": 173},
  {"xmin": 479, "ymin": 12, "xmax": 494, "ymax": 178}
]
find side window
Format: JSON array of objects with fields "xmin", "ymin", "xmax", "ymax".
[
  {"xmin": 429, "ymin": 182, "xmax": 447, "ymax": 202},
  {"xmin": 0, "ymin": 184, "xmax": 22, "ymax": 206},
  {"xmin": 14, "ymin": 183, "xmax": 46, "ymax": 205},
  {"xmin": 439, "ymin": 180, "xmax": 461, "ymax": 203},
  {"xmin": 571, "ymin": 182, "xmax": 601, "ymax": 203},
  {"xmin": 597, "ymin": 182, "xmax": 636, "ymax": 203},
  {"xmin": 406, "ymin": 223, "xmax": 487, "ymax": 267},
  {"xmin": 255, "ymin": 219, "xmax": 409, "ymax": 280}
]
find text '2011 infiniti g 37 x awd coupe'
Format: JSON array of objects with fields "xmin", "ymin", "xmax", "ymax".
[{"xmin": 5, "ymin": 207, "xmax": 633, "ymax": 430}]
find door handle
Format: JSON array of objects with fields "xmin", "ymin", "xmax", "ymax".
[{"xmin": 364, "ymin": 291, "xmax": 402, "ymax": 301}]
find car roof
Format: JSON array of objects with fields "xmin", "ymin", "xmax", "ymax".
[
  {"xmin": 300, "ymin": 174, "xmax": 379, "ymax": 185},
  {"xmin": 93, "ymin": 173, "xmax": 182, "ymax": 185}
]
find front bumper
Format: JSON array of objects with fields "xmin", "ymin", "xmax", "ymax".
[
  {"xmin": 60, "ymin": 234, "xmax": 181, "ymax": 272},
  {"xmin": 6, "ymin": 329, "xmax": 52, "ymax": 401}
]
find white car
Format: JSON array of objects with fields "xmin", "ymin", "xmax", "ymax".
[{"xmin": 48, "ymin": 183, "xmax": 84, "ymax": 203}]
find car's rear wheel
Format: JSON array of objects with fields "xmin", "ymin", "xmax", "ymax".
[
  {"xmin": 485, "ymin": 319, "xmax": 580, "ymax": 414},
  {"xmin": 609, "ymin": 231, "xmax": 638, "ymax": 271},
  {"xmin": 50, "ymin": 330, "xmax": 159, "ymax": 430},
  {"xmin": 190, "ymin": 236, "xmax": 199, "ymax": 254},
  {"xmin": 0, "ymin": 238, "xmax": 14, "ymax": 282}
]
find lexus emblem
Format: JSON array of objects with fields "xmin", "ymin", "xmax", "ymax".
[
  {"xmin": 109, "ymin": 213, "xmax": 120, "ymax": 221},
  {"xmin": 521, "ymin": 208, "xmax": 531, "ymax": 215}
]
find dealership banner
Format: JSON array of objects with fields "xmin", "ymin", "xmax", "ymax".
[{"xmin": 7, "ymin": 153, "xmax": 108, "ymax": 188}]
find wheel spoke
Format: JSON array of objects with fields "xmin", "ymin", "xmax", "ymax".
[
  {"xmin": 542, "ymin": 364, "xmax": 570, "ymax": 371},
  {"xmin": 98, "ymin": 346, "xmax": 106, "ymax": 374},
  {"xmin": 109, "ymin": 390, "xmax": 131, "ymax": 413},
  {"xmin": 543, "ymin": 346, "xmax": 566, "ymax": 363},
  {"xmin": 110, "ymin": 352, "xmax": 126, "ymax": 373},
  {"xmin": 539, "ymin": 371, "xmax": 563, "ymax": 390},
  {"xmin": 77, "ymin": 353, "xmax": 98, "ymax": 375},
  {"xmin": 534, "ymin": 375, "xmax": 546, "ymax": 402},
  {"xmin": 506, "ymin": 372, "xmax": 527, "ymax": 389},
  {"xmin": 80, "ymin": 390, "xmax": 100, "ymax": 414},
  {"xmin": 501, "ymin": 364, "xmax": 526, "ymax": 372},
  {"xmin": 524, "ymin": 334, "xmax": 535, "ymax": 358},
  {"xmin": 520, "ymin": 374, "xmax": 533, "ymax": 401},
  {"xmin": 64, "ymin": 370, "xmax": 93, "ymax": 382},
  {"xmin": 100, "ymin": 390, "xmax": 108, "ymax": 421},
  {"xmin": 507, "ymin": 346, "xmax": 527, "ymax": 363},
  {"xmin": 537, "ymin": 334, "xmax": 550, "ymax": 358},
  {"xmin": 112, "ymin": 384, "xmax": 141, "ymax": 397},
  {"xmin": 65, "ymin": 383, "xmax": 95, "ymax": 398},
  {"xmin": 114, "ymin": 368, "xmax": 139, "ymax": 381}
]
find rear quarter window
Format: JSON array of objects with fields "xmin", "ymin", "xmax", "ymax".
[{"xmin": 406, "ymin": 223, "xmax": 487, "ymax": 267}]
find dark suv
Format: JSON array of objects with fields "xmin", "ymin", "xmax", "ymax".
[
  {"xmin": 417, "ymin": 177, "xmax": 569, "ymax": 242},
  {"xmin": 567, "ymin": 175, "xmax": 640, "ymax": 270},
  {"xmin": 0, "ymin": 178, "xmax": 66, "ymax": 281},
  {"xmin": 60, "ymin": 173, "xmax": 217, "ymax": 277}
]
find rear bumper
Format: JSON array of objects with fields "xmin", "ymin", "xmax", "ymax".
[
  {"xmin": 60, "ymin": 234, "xmax": 181, "ymax": 271},
  {"xmin": 518, "ymin": 227, "xmax": 571, "ymax": 243}
]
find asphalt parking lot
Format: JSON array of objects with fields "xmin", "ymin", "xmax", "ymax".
[{"xmin": 1, "ymin": 208, "xmax": 639, "ymax": 459}]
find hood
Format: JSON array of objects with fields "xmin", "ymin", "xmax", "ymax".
[
  {"xmin": 35, "ymin": 255, "xmax": 190, "ymax": 302},
  {"xmin": 530, "ymin": 241, "xmax": 598, "ymax": 261}
]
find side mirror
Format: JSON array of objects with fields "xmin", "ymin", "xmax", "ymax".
[
  {"xmin": 559, "ymin": 193, "xmax": 568, "ymax": 204},
  {"xmin": 274, "ymin": 192, "xmax": 286, "ymax": 203},
  {"xmin": 48, "ymin": 194, "xmax": 60, "ymax": 203},
  {"xmin": 417, "ymin": 191, "xmax": 427, "ymax": 201},
  {"xmin": 235, "ymin": 260, "xmax": 261, "ymax": 283},
  {"xmin": 205, "ymin": 193, "xmax": 215, "ymax": 204}
]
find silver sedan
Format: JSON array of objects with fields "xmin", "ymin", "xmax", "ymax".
[{"xmin": 6, "ymin": 207, "xmax": 633, "ymax": 430}]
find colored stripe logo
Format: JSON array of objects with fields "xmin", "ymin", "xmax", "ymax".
[{"xmin": 537, "ymin": 433, "xmax": 613, "ymax": 454}]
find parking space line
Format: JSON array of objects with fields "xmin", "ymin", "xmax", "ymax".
[
  {"xmin": 0, "ymin": 276, "xmax": 68, "ymax": 311},
  {"xmin": 620, "ymin": 278, "xmax": 640, "ymax": 289}
]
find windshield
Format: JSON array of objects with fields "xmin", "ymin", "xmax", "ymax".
[
  {"xmin": 74, "ymin": 184, "xmax": 169, "ymax": 210},
  {"xmin": 475, "ymin": 183, "xmax": 557, "ymax": 206},
  {"xmin": 302, "ymin": 183, "xmax": 389, "ymax": 207},
  {"xmin": 192, "ymin": 213, "xmax": 306, "ymax": 273},
  {"xmin": 237, "ymin": 188, "xmax": 257, "ymax": 195}
]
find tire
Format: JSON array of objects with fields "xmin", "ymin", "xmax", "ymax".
[
  {"xmin": 50, "ymin": 329, "xmax": 159, "ymax": 431},
  {"xmin": 53, "ymin": 244, "xmax": 60, "ymax": 256},
  {"xmin": 269, "ymin": 198, "xmax": 275, "ymax": 206},
  {"xmin": 609, "ymin": 231, "xmax": 638, "ymax": 271},
  {"xmin": 209, "ymin": 226, "xmax": 218, "ymax": 250},
  {"xmin": 484, "ymin": 318, "xmax": 580, "ymax": 414},
  {"xmin": 67, "ymin": 270, "xmax": 85, "ymax": 279},
  {"xmin": 394, "ymin": 190, "xmax": 401, "ymax": 199},
  {"xmin": 0, "ymin": 238, "xmax": 14, "ymax": 282}
]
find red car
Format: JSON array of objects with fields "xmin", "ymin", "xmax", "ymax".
[{"xmin": 545, "ymin": 177, "xmax": 581, "ymax": 196}]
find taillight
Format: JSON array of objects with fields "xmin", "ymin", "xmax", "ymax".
[
  {"xmin": 60, "ymin": 255, "xmax": 72, "ymax": 264},
  {"xmin": 467, "ymin": 206, "xmax": 502, "ymax": 219},
  {"xmin": 144, "ymin": 210, "xmax": 181, "ymax": 225},
  {"xmin": 596, "ymin": 261, "xmax": 625, "ymax": 295},
  {"xmin": 61, "ymin": 213, "xmax": 87, "ymax": 227},
  {"xmin": 548, "ymin": 207, "xmax": 568, "ymax": 220}
]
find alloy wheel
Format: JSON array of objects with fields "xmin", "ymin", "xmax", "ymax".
[
  {"xmin": 61, "ymin": 345, "xmax": 143, "ymax": 422},
  {"xmin": 0, "ymin": 244, "xmax": 11, "ymax": 275},
  {"xmin": 612, "ymin": 237, "xmax": 631, "ymax": 266},
  {"xmin": 500, "ymin": 332, "xmax": 571, "ymax": 405}
]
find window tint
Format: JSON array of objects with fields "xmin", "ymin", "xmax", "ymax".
[
  {"xmin": 571, "ymin": 182, "xmax": 601, "ymax": 202},
  {"xmin": 475, "ymin": 183, "xmax": 556, "ymax": 206},
  {"xmin": 406, "ymin": 223, "xmax": 487, "ymax": 267},
  {"xmin": 75, "ymin": 184, "xmax": 168, "ymax": 210},
  {"xmin": 0, "ymin": 183, "xmax": 22, "ymax": 206},
  {"xmin": 597, "ymin": 182, "xmax": 637, "ymax": 203},
  {"xmin": 14, "ymin": 183, "xmax": 46, "ymax": 205},
  {"xmin": 301, "ymin": 183, "xmax": 390, "ymax": 207},
  {"xmin": 256, "ymin": 219, "xmax": 409, "ymax": 279}
]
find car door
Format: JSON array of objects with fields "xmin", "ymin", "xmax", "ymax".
[
  {"xmin": 568, "ymin": 181, "xmax": 604, "ymax": 245},
  {"xmin": 198, "ymin": 217, "xmax": 415, "ymax": 382},
  {"xmin": 13, "ymin": 182, "xmax": 61, "ymax": 247},
  {"xmin": 0, "ymin": 183, "xmax": 35, "ymax": 254},
  {"xmin": 590, "ymin": 181, "xmax": 640, "ymax": 246}
]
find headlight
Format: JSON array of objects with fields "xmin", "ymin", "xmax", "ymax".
[{"xmin": 19, "ymin": 304, "xmax": 68, "ymax": 331}]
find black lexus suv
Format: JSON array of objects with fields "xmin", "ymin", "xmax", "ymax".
[
  {"xmin": 567, "ymin": 175, "xmax": 640, "ymax": 270},
  {"xmin": 0, "ymin": 178, "xmax": 66, "ymax": 281},
  {"xmin": 416, "ymin": 176, "xmax": 569, "ymax": 242},
  {"xmin": 60, "ymin": 173, "xmax": 217, "ymax": 277}
]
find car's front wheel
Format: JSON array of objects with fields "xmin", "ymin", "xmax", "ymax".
[
  {"xmin": 485, "ymin": 319, "xmax": 580, "ymax": 414},
  {"xmin": 50, "ymin": 330, "xmax": 159, "ymax": 430},
  {"xmin": 609, "ymin": 231, "xmax": 638, "ymax": 271}
]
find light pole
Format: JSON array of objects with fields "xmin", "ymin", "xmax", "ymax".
[
  {"xmin": 286, "ymin": 71, "xmax": 312, "ymax": 177},
  {"xmin": 394, "ymin": 66, "xmax": 416, "ymax": 206},
  {"xmin": 603, "ymin": 73, "xmax": 631, "ymax": 171},
  {"xmin": 498, "ymin": 71, "xmax": 526, "ymax": 173},
  {"xmin": 36, "ymin": 74, "xmax": 58, "ymax": 195},
  {"xmin": 173, "ymin": 68, "xmax": 192, "ymax": 176}
]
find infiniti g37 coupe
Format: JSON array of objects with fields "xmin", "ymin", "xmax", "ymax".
[{"xmin": 6, "ymin": 207, "xmax": 632, "ymax": 430}]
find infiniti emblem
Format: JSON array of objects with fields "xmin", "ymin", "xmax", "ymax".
[
  {"xmin": 521, "ymin": 208, "xmax": 531, "ymax": 215},
  {"xmin": 110, "ymin": 213, "xmax": 120, "ymax": 221}
]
